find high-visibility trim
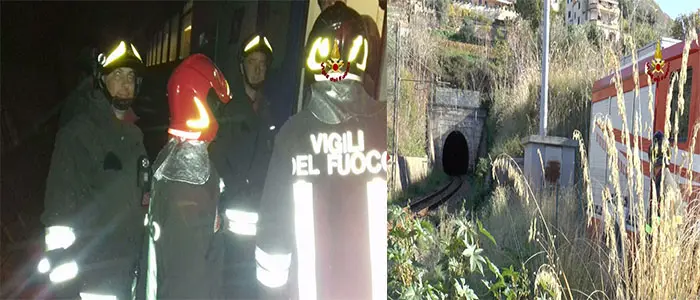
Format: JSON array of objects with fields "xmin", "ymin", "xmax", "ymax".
[
  {"xmin": 228, "ymin": 221, "xmax": 256, "ymax": 236},
  {"xmin": 103, "ymin": 41, "xmax": 127, "ymax": 67},
  {"xmin": 256, "ymin": 264, "xmax": 289, "ymax": 288},
  {"xmin": 244, "ymin": 36, "xmax": 261, "ymax": 53},
  {"xmin": 219, "ymin": 178, "xmax": 226, "ymax": 193},
  {"xmin": 263, "ymin": 37, "xmax": 273, "ymax": 53},
  {"xmin": 307, "ymin": 37, "xmax": 330, "ymax": 71},
  {"xmin": 49, "ymin": 261, "xmax": 78, "ymax": 283},
  {"xmin": 130, "ymin": 44, "xmax": 142, "ymax": 62},
  {"xmin": 79, "ymin": 292, "xmax": 117, "ymax": 300},
  {"xmin": 45, "ymin": 226, "xmax": 76, "ymax": 251},
  {"xmin": 367, "ymin": 178, "xmax": 388, "ymax": 300},
  {"xmin": 168, "ymin": 128, "xmax": 202, "ymax": 140},
  {"xmin": 186, "ymin": 96, "xmax": 210, "ymax": 129},
  {"xmin": 254, "ymin": 247, "xmax": 292, "ymax": 272},
  {"xmin": 37, "ymin": 257, "xmax": 51, "ymax": 274},
  {"xmin": 357, "ymin": 38, "xmax": 369, "ymax": 71},
  {"xmin": 225, "ymin": 209, "xmax": 259, "ymax": 224},
  {"xmin": 348, "ymin": 35, "xmax": 364, "ymax": 63},
  {"xmin": 152, "ymin": 221, "xmax": 161, "ymax": 242},
  {"xmin": 146, "ymin": 236, "xmax": 157, "ymax": 300},
  {"xmin": 293, "ymin": 180, "xmax": 317, "ymax": 300}
]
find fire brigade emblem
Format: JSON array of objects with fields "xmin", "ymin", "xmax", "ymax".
[
  {"xmin": 646, "ymin": 40, "xmax": 669, "ymax": 83},
  {"xmin": 321, "ymin": 39, "xmax": 349, "ymax": 82}
]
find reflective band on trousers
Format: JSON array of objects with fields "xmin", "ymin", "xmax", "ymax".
[{"xmin": 255, "ymin": 246, "xmax": 292, "ymax": 288}]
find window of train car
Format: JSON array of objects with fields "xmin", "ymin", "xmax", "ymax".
[
  {"xmin": 670, "ymin": 67, "xmax": 693, "ymax": 143},
  {"xmin": 169, "ymin": 15, "xmax": 179, "ymax": 62},
  {"xmin": 180, "ymin": 8, "xmax": 192, "ymax": 59},
  {"xmin": 162, "ymin": 20, "xmax": 170, "ymax": 64},
  {"xmin": 156, "ymin": 31, "xmax": 163, "ymax": 65},
  {"xmin": 150, "ymin": 34, "xmax": 156, "ymax": 66}
]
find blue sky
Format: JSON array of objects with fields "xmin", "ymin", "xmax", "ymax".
[{"xmin": 655, "ymin": 0, "xmax": 700, "ymax": 19}]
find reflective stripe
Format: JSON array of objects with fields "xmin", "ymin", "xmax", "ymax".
[
  {"xmin": 254, "ymin": 247, "xmax": 292, "ymax": 272},
  {"xmin": 152, "ymin": 221, "xmax": 161, "ymax": 241},
  {"xmin": 293, "ymin": 180, "xmax": 317, "ymax": 300},
  {"xmin": 79, "ymin": 292, "xmax": 117, "ymax": 300},
  {"xmin": 225, "ymin": 209, "xmax": 259, "ymax": 224},
  {"xmin": 228, "ymin": 221, "xmax": 256, "ymax": 236},
  {"xmin": 37, "ymin": 257, "xmax": 51, "ymax": 274},
  {"xmin": 49, "ymin": 261, "xmax": 78, "ymax": 283},
  {"xmin": 367, "ymin": 178, "xmax": 388, "ymax": 300},
  {"xmin": 256, "ymin": 264, "xmax": 289, "ymax": 288},
  {"xmin": 45, "ymin": 226, "xmax": 76, "ymax": 251},
  {"xmin": 219, "ymin": 178, "xmax": 226, "ymax": 193},
  {"xmin": 146, "ymin": 236, "xmax": 158, "ymax": 300},
  {"xmin": 226, "ymin": 209, "xmax": 258, "ymax": 236}
]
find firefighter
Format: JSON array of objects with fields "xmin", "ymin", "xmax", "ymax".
[
  {"xmin": 39, "ymin": 39, "xmax": 149, "ymax": 300},
  {"xmin": 208, "ymin": 31, "xmax": 276, "ymax": 299},
  {"xmin": 645, "ymin": 130, "xmax": 685, "ymax": 234},
  {"xmin": 141, "ymin": 53, "xmax": 231, "ymax": 299},
  {"xmin": 256, "ymin": 2, "xmax": 388, "ymax": 299}
]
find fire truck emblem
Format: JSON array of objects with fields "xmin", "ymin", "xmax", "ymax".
[
  {"xmin": 646, "ymin": 40, "xmax": 669, "ymax": 83},
  {"xmin": 320, "ymin": 40, "xmax": 349, "ymax": 82}
]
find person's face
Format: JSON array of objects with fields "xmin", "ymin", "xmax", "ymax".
[
  {"xmin": 242, "ymin": 52, "xmax": 268, "ymax": 86},
  {"xmin": 319, "ymin": 0, "xmax": 346, "ymax": 10},
  {"xmin": 104, "ymin": 67, "xmax": 136, "ymax": 99}
]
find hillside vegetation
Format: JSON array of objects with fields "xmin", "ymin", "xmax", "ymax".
[{"xmin": 387, "ymin": 1, "xmax": 700, "ymax": 299}]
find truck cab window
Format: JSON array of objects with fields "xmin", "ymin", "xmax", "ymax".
[{"xmin": 670, "ymin": 67, "xmax": 693, "ymax": 143}]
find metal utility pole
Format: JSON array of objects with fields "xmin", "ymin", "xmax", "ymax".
[
  {"xmin": 391, "ymin": 23, "xmax": 401, "ymax": 193},
  {"xmin": 539, "ymin": 0, "xmax": 551, "ymax": 136}
]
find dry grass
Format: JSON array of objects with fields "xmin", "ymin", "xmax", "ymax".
[
  {"xmin": 489, "ymin": 18, "xmax": 611, "ymax": 157},
  {"xmin": 484, "ymin": 27, "xmax": 700, "ymax": 299}
]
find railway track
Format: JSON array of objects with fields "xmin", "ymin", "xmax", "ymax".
[{"xmin": 409, "ymin": 176, "xmax": 465, "ymax": 216}]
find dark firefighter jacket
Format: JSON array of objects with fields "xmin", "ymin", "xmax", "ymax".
[
  {"xmin": 256, "ymin": 81, "xmax": 387, "ymax": 300},
  {"xmin": 209, "ymin": 84, "xmax": 277, "ymax": 299},
  {"xmin": 361, "ymin": 15, "xmax": 382, "ymax": 99},
  {"xmin": 209, "ymin": 85, "xmax": 277, "ymax": 211},
  {"xmin": 42, "ymin": 78, "xmax": 147, "ymax": 298},
  {"xmin": 144, "ymin": 139, "xmax": 225, "ymax": 299}
]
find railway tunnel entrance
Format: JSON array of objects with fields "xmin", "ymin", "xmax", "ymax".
[{"xmin": 442, "ymin": 130, "xmax": 469, "ymax": 176}]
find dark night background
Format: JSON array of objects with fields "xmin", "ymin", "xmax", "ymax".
[{"xmin": 0, "ymin": 1, "xmax": 176, "ymax": 295}]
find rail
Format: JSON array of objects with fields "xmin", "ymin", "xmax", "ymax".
[{"xmin": 409, "ymin": 176, "xmax": 465, "ymax": 216}]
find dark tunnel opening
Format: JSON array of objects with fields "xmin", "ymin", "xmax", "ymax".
[{"xmin": 442, "ymin": 130, "xmax": 469, "ymax": 176}]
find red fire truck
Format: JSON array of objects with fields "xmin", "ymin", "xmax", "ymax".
[{"xmin": 587, "ymin": 37, "xmax": 700, "ymax": 238}]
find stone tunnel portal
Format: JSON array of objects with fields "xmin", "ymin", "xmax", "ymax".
[{"xmin": 442, "ymin": 130, "xmax": 469, "ymax": 176}]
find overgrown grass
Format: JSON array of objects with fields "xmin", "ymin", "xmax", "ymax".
[
  {"xmin": 389, "ymin": 24, "xmax": 700, "ymax": 300},
  {"xmin": 488, "ymin": 17, "xmax": 604, "ymax": 159}
]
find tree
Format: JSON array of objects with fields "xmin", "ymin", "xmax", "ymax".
[
  {"xmin": 426, "ymin": 0, "xmax": 450, "ymax": 25},
  {"xmin": 586, "ymin": 23, "xmax": 603, "ymax": 49},
  {"xmin": 453, "ymin": 17, "xmax": 478, "ymax": 44},
  {"xmin": 515, "ymin": 0, "xmax": 542, "ymax": 33},
  {"xmin": 671, "ymin": 11, "xmax": 700, "ymax": 40}
]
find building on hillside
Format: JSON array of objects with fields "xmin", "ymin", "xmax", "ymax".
[{"xmin": 566, "ymin": 0, "xmax": 620, "ymax": 41}]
